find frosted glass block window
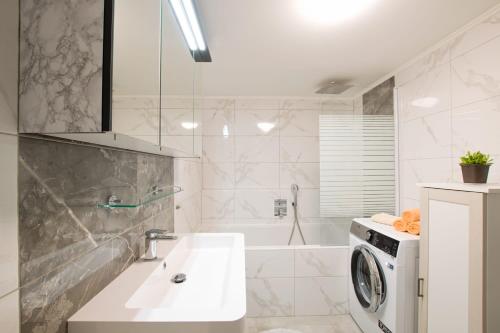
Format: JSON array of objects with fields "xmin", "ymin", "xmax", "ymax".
[{"xmin": 320, "ymin": 114, "xmax": 395, "ymax": 217}]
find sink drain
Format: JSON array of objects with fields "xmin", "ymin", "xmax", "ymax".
[{"xmin": 171, "ymin": 273, "xmax": 187, "ymax": 284}]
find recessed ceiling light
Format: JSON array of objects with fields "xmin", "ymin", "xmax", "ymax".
[
  {"xmin": 297, "ymin": 0, "xmax": 377, "ymax": 25},
  {"xmin": 257, "ymin": 122, "xmax": 276, "ymax": 133},
  {"xmin": 411, "ymin": 97, "xmax": 439, "ymax": 109},
  {"xmin": 181, "ymin": 122, "xmax": 199, "ymax": 129}
]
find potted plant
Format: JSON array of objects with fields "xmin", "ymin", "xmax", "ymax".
[{"xmin": 459, "ymin": 151, "xmax": 493, "ymax": 183}]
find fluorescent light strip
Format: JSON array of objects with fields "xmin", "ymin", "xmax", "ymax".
[
  {"xmin": 169, "ymin": 0, "xmax": 197, "ymax": 51},
  {"xmin": 181, "ymin": 0, "xmax": 206, "ymax": 51}
]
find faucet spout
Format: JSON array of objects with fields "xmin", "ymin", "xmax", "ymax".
[{"xmin": 144, "ymin": 229, "xmax": 177, "ymax": 260}]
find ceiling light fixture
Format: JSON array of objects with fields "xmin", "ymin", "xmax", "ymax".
[
  {"xmin": 411, "ymin": 97, "xmax": 439, "ymax": 109},
  {"xmin": 257, "ymin": 122, "xmax": 276, "ymax": 133},
  {"xmin": 169, "ymin": 0, "xmax": 211, "ymax": 61},
  {"xmin": 297, "ymin": 0, "xmax": 377, "ymax": 25}
]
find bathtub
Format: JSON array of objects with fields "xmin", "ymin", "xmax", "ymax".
[{"xmin": 200, "ymin": 222, "xmax": 351, "ymax": 318}]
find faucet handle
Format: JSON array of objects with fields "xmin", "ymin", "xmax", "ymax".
[{"xmin": 145, "ymin": 229, "xmax": 168, "ymax": 239}]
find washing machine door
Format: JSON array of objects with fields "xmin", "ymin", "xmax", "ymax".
[{"xmin": 351, "ymin": 245, "xmax": 386, "ymax": 313}]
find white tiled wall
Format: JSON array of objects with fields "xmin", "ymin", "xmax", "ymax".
[
  {"xmin": 245, "ymin": 246, "xmax": 349, "ymax": 317},
  {"xmin": 201, "ymin": 97, "xmax": 354, "ymax": 227},
  {"xmin": 174, "ymin": 158, "xmax": 202, "ymax": 233},
  {"xmin": 396, "ymin": 6, "xmax": 500, "ymax": 209}
]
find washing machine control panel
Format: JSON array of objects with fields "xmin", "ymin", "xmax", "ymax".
[{"xmin": 351, "ymin": 222, "xmax": 400, "ymax": 257}]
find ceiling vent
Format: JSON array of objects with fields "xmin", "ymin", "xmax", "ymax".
[{"xmin": 315, "ymin": 81, "xmax": 354, "ymax": 94}]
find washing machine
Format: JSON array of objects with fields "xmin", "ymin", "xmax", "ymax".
[{"xmin": 349, "ymin": 218, "xmax": 419, "ymax": 333}]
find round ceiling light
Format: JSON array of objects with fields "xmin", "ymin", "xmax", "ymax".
[{"xmin": 297, "ymin": 0, "xmax": 377, "ymax": 25}]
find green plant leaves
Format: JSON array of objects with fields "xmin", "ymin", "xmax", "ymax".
[{"xmin": 460, "ymin": 151, "xmax": 493, "ymax": 165}]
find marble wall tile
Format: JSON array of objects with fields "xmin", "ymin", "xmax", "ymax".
[
  {"xmin": 174, "ymin": 158, "xmax": 202, "ymax": 198},
  {"xmin": 235, "ymin": 190, "xmax": 280, "ymax": 219},
  {"xmin": 280, "ymin": 163, "xmax": 320, "ymax": 189},
  {"xmin": 19, "ymin": 0, "xmax": 104, "ymax": 133},
  {"xmin": 161, "ymin": 108, "xmax": 198, "ymax": 136},
  {"xmin": 0, "ymin": 291, "xmax": 19, "ymax": 333},
  {"xmin": 199, "ymin": 98, "xmax": 235, "ymax": 110},
  {"xmin": 202, "ymin": 136, "xmax": 234, "ymax": 163},
  {"xmin": 400, "ymin": 158, "xmax": 453, "ymax": 200},
  {"xmin": 0, "ymin": 0, "xmax": 18, "ymax": 134},
  {"xmin": 294, "ymin": 247, "xmax": 348, "ymax": 277},
  {"xmin": 246, "ymin": 248, "xmax": 294, "ymax": 278},
  {"xmin": 281, "ymin": 188, "xmax": 320, "ymax": 219},
  {"xmin": 279, "ymin": 109, "xmax": 320, "ymax": 137},
  {"xmin": 234, "ymin": 163, "xmax": 279, "ymax": 189},
  {"xmin": 234, "ymin": 108, "xmax": 280, "ymax": 136},
  {"xmin": 451, "ymin": 96, "xmax": 500, "ymax": 156},
  {"xmin": 160, "ymin": 135, "xmax": 193, "ymax": 153},
  {"xmin": 235, "ymin": 136, "xmax": 279, "ymax": 163},
  {"xmin": 235, "ymin": 98, "xmax": 281, "ymax": 110},
  {"xmin": 450, "ymin": 8, "xmax": 500, "ymax": 59},
  {"xmin": 246, "ymin": 278, "xmax": 294, "ymax": 317},
  {"xmin": 294, "ymin": 277, "xmax": 348, "ymax": 316},
  {"xmin": 399, "ymin": 110, "xmax": 451, "ymax": 160},
  {"xmin": 203, "ymin": 162, "xmax": 234, "ymax": 189},
  {"xmin": 201, "ymin": 190, "xmax": 235, "ymax": 220},
  {"xmin": 321, "ymin": 99, "xmax": 354, "ymax": 113},
  {"xmin": 451, "ymin": 35, "xmax": 500, "ymax": 108},
  {"xmin": 362, "ymin": 77, "xmax": 395, "ymax": 115},
  {"xmin": 280, "ymin": 137, "xmax": 319, "ymax": 163},
  {"xmin": 398, "ymin": 64, "xmax": 451, "ymax": 121},
  {"xmin": 113, "ymin": 107, "xmax": 159, "ymax": 137},
  {"xmin": 202, "ymin": 105, "xmax": 234, "ymax": 136},
  {"xmin": 174, "ymin": 192, "xmax": 202, "ymax": 233},
  {"xmin": 281, "ymin": 99, "xmax": 322, "ymax": 110}
]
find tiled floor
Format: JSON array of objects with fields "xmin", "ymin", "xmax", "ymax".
[{"xmin": 245, "ymin": 315, "xmax": 362, "ymax": 333}]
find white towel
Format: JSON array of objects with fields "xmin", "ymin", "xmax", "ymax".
[{"xmin": 371, "ymin": 213, "xmax": 400, "ymax": 226}]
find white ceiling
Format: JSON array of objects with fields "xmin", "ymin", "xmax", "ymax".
[{"xmin": 195, "ymin": 0, "xmax": 500, "ymax": 97}]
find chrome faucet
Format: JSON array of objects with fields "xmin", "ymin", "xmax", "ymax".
[{"xmin": 144, "ymin": 229, "xmax": 177, "ymax": 260}]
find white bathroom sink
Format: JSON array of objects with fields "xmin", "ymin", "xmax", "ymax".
[{"xmin": 68, "ymin": 233, "xmax": 246, "ymax": 333}]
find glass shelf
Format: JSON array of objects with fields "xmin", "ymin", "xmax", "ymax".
[{"xmin": 97, "ymin": 185, "xmax": 182, "ymax": 209}]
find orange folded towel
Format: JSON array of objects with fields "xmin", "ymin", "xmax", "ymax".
[
  {"xmin": 392, "ymin": 217, "xmax": 407, "ymax": 232},
  {"xmin": 407, "ymin": 221, "xmax": 421, "ymax": 235},
  {"xmin": 402, "ymin": 208, "xmax": 420, "ymax": 224}
]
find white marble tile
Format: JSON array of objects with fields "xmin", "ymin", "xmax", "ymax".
[
  {"xmin": 202, "ymin": 136, "xmax": 234, "ymax": 163},
  {"xmin": 235, "ymin": 190, "xmax": 281, "ymax": 219},
  {"xmin": 280, "ymin": 163, "xmax": 320, "ymax": 189},
  {"xmin": 281, "ymin": 188, "xmax": 320, "ymax": 219},
  {"xmin": 246, "ymin": 278, "xmax": 294, "ymax": 317},
  {"xmin": 396, "ymin": 42, "xmax": 451, "ymax": 87},
  {"xmin": 202, "ymin": 104, "xmax": 234, "ymax": 136},
  {"xmin": 174, "ymin": 192, "xmax": 202, "ymax": 233},
  {"xmin": 113, "ymin": 107, "xmax": 159, "ymax": 136},
  {"xmin": 295, "ymin": 247, "xmax": 348, "ymax": 277},
  {"xmin": 203, "ymin": 162, "xmax": 234, "ymax": 189},
  {"xmin": 200, "ymin": 98, "xmax": 235, "ymax": 110},
  {"xmin": 161, "ymin": 135, "xmax": 193, "ymax": 153},
  {"xmin": 201, "ymin": 190, "xmax": 235, "ymax": 220},
  {"xmin": 235, "ymin": 136, "xmax": 279, "ymax": 163},
  {"xmin": 397, "ymin": 63, "xmax": 451, "ymax": 121},
  {"xmin": 399, "ymin": 110, "xmax": 451, "ymax": 160},
  {"xmin": 400, "ymin": 158, "xmax": 453, "ymax": 200},
  {"xmin": 234, "ymin": 108, "xmax": 280, "ymax": 136},
  {"xmin": 280, "ymin": 137, "xmax": 319, "ymax": 163},
  {"xmin": 0, "ymin": 134, "xmax": 18, "ymax": 297},
  {"xmin": 0, "ymin": 0, "xmax": 18, "ymax": 134},
  {"xmin": 451, "ymin": 8, "xmax": 500, "ymax": 59},
  {"xmin": 235, "ymin": 163, "xmax": 279, "ymax": 189},
  {"xmin": 0, "ymin": 291, "xmax": 19, "ymax": 333},
  {"xmin": 245, "ymin": 315, "xmax": 362, "ymax": 333},
  {"xmin": 452, "ymin": 96, "xmax": 500, "ymax": 156},
  {"xmin": 161, "ymin": 96, "xmax": 192, "ymax": 109},
  {"xmin": 451, "ymin": 35, "xmax": 500, "ymax": 108},
  {"xmin": 295, "ymin": 277, "xmax": 348, "ymax": 316},
  {"xmin": 174, "ymin": 158, "xmax": 202, "ymax": 198},
  {"xmin": 162, "ymin": 108, "xmax": 200, "ymax": 136},
  {"xmin": 281, "ymin": 99, "xmax": 322, "ymax": 110},
  {"xmin": 280, "ymin": 109, "xmax": 319, "ymax": 137},
  {"xmin": 246, "ymin": 248, "xmax": 294, "ymax": 278},
  {"xmin": 321, "ymin": 99, "xmax": 354, "ymax": 113},
  {"xmin": 235, "ymin": 98, "xmax": 281, "ymax": 110}
]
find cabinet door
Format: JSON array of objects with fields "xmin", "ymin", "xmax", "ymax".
[
  {"xmin": 112, "ymin": 0, "xmax": 162, "ymax": 146},
  {"xmin": 419, "ymin": 189, "xmax": 484, "ymax": 333},
  {"xmin": 159, "ymin": 0, "xmax": 197, "ymax": 156}
]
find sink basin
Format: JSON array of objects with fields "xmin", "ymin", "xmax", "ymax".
[{"xmin": 68, "ymin": 233, "xmax": 246, "ymax": 333}]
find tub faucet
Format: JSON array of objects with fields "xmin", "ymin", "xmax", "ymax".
[{"xmin": 144, "ymin": 229, "xmax": 177, "ymax": 260}]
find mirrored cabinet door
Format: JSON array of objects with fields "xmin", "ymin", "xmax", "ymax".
[
  {"xmin": 112, "ymin": 0, "xmax": 162, "ymax": 146},
  {"xmin": 160, "ymin": 0, "xmax": 198, "ymax": 156}
]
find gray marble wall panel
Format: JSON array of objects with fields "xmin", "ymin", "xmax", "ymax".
[
  {"xmin": 18, "ymin": 136, "xmax": 173, "ymax": 333},
  {"xmin": 19, "ymin": 0, "xmax": 104, "ymax": 133},
  {"xmin": 362, "ymin": 77, "xmax": 395, "ymax": 115}
]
